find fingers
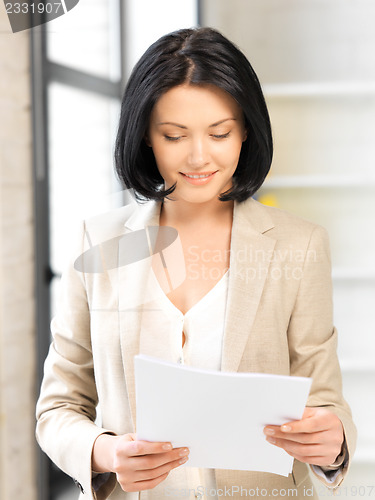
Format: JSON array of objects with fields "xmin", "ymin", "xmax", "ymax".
[
  {"xmin": 264, "ymin": 408, "xmax": 340, "ymax": 437},
  {"xmin": 132, "ymin": 454, "xmax": 189, "ymax": 480},
  {"xmin": 113, "ymin": 438, "xmax": 190, "ymax": 493},
  {"xmin": 281, "ymin": 408, "xmax": 333, "ymax": 434},
  {"xmin": 124, "ymin": 439, "xmax": 177, "ymax": 457},
  {"xmin": 127, "ymin": 447, "xmax": 190, "ymax": 472},
  {"xmin": 264, "ymin": 433, "xmax": 341, "ymax": 465},
  {"xmin": 263, "ymin": 407, "xmax": 344, "ymax": 467},
  {"xmin": 118, "ymin": 455, "xmax": 188, "ymax": 492},
  {"xmin": 264, "ymin": 435, "xmax": 325, "ymax": 459},
  {"xmin": 120, "ymin": 471, "xmax": 170, "ymax": 493},
  {"xmin": 265, "ymin": 436, "xmax": 337, "ymax": 466},
  {"xmin": 265, "ymin": 428, "xmax": 328, "ymax": 444}
]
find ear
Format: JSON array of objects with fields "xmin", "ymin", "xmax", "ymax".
[
  {"xmin": 242, "ymin": 128, "xmax": 248, "ymax": 142},
  {"xmin": 144, "ymin": 133, "xmax": 152, "ymax": 147}
]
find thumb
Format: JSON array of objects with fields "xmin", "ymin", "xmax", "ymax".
[
  {"xmin": 121, "ymin": 433, "xmax": 137, "ymax": 443},
  {"xmin": 302, "ymin": 407, "xmax": 327, "ymax": 420}
]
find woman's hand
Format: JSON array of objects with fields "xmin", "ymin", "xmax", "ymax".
[
  {"xmin": 263, "ymin": 407, "xmax": 344, "ymax": 467},
  {"xmin": 92, "ymin": 433, "xmax": 189, "ymax": 492}
]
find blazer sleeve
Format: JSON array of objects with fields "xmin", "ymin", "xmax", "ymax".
[
  {"xmin": 286, "ymin": 224, "xmax": 357, "ymax": 489},
  {"xmin": 35, "ymin": 221, "xmax": 118, "ymax": 500}
]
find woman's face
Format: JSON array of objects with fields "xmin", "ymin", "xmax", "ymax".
[{"xmin": 146, "ymin": 84, "xmax": 247, "ymax": 204}]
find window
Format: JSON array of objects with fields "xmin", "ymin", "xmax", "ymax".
[
  {"xmin": 32, "ymin": 2, "xmax": 199, "ymax": 497},
  {"xmin": 32, "ymin": 1, "xmax": 123, "ymax": 497}
]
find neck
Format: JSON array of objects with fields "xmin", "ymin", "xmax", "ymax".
[{"xmin": 160, "ymin": 197, "xmax": 234, "ymax": 230}]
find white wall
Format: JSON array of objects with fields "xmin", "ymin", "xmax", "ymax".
[
  {"xmin": 203, "ymin": 0, "xmax": 375, "ymax": 492},
  {"xmin": 124, "ymin": 0, "xmax": 198, "ymax": 77}
]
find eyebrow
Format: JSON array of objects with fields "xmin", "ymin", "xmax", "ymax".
[{"xmin": 156, "ymin": 118, "xmax": 236, "ymax": 129}]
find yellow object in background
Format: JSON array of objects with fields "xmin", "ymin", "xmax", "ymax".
[{"xmin": 257, "ymin": 193, "xmax": 279, "ymax": 207}]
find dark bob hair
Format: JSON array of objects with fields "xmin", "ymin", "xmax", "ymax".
[{"xmin": 114, "ymin": 27, "xmax": 273, "ymax": 203}]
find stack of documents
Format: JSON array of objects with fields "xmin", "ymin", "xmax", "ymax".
[{"xmin": 135, "ymin": 355, "xmax": 312, "ymax": 477}]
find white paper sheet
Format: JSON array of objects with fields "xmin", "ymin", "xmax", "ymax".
[{"xmin": 134, "ymin": 354, "xmax": 312, "ymax": 477}]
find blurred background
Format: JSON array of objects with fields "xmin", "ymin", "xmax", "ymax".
[{"xmin": 0, "ymin": 0, "xmax": 374, "ymax": 498}]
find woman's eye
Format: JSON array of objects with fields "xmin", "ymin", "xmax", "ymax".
[
  {"xmin": 164, "ymin": 135, "xmax": 182, "ymax": 142},
  {"xmin": 212, "ymin": 132, "xmax": 230, "ymax": 139}
]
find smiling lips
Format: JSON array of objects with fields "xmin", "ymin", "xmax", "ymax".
[{"xmin": 180, "ymin": 171, "xmax": 218, "ymax": 185}]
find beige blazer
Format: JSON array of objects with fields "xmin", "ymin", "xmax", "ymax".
[{"xmin": 36, "ymin": 197, "xmax": 356, "ymax": 500}]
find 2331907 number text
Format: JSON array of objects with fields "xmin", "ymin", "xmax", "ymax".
[{"xmin": 6, "ymin": 2, "xmax": 62, "ymax": 14}]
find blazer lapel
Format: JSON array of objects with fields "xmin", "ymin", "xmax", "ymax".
[
  {"xmin": 118, "ymin": 199, "xmax": 163, "ymax": 431},
  {"xmin": 221, "ymin": 198, "xmax": 276, "ymax": 373}
]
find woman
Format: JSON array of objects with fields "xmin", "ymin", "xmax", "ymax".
[{"xmin": 36, "ymin": 27, "xmax": 356, "ymax": 499}]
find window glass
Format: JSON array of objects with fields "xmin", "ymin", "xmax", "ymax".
[
  {"xmin": 47, "ymin": 0, "xmax": 121, "ymax": 80},
  {"xmin": 48, "ymin": 83, "xmax": 120, "ymax": 315}
]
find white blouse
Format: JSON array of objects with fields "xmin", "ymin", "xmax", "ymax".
[{"xmin": 138, "ymin": 268, "xmax": 230, "ymax": 500}]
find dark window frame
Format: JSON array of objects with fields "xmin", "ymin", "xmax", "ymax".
[{"xmin": 30, "ymin": 3, "xmax": 125, "ymax": 498}]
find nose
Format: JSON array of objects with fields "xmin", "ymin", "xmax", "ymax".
[{"xmin": 187, "ymin": 136, "xmax": 210, "ymax": 168}]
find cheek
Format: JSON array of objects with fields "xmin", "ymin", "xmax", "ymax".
[
  {"xmin": 152, "ymin": 143, "xmax": 180, "ymax": 175},
  {"xmin": 216, "ymin": 139, "xmax": 243, "ymax": 167}
]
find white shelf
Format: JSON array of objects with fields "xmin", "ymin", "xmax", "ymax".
[
  {"xmin": 339, "ymin": 361, "xmax": 375, "ymax": 372},
  {"xmin": 262, "ymin": 175, "xmax": 375, "ymax": 189},
  {"xmin": 263, "ymin": 81, "xmax": 375, "ymax": 98},
  {"xmin": 332, "ymin": 268, "xmax": 375, "ymax": 281}
]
